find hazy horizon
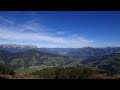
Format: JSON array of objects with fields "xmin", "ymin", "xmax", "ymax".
[
  {"xmin": 0, "ymin": 11, "xmax": 120, "ymax": 48},
  {"xmin": 0, "ymin": 43, "xmax": 120, "ymax": 48}
]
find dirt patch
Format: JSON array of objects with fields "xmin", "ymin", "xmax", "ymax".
[
  {"xmin": 91, "ymin": 74, "xmax": 117, "ymax": 79},
  {"xmin": 0, "ymin": 74, "xmax": 40, "ymax": 79},
  {"xmin": 0, "ymin": 73, "xmax": 118, "ymax": 79}
]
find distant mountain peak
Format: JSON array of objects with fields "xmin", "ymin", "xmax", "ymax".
[
  {"xmin": 0, "ymin": 44, "xmax": 38, "ymax": 53},
  {"xmin": 0, "ymin": 44, "xmax": 38, "ymax": 48}
]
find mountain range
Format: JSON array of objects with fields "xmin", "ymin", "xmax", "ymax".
[
  {"xmin": 0, "ymin": 44, "xmax": 38, "ymax": 53},
  {"xmin": 0, "ymin": 49, "xmax": 71, "ymax": 70},
  {"xmin": 1, "ymin": 44, "xmax": 120, "ymax": 74}
]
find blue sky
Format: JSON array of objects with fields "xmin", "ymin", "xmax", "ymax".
[{"xmin": 0, "ymin": 11, "xmax": 120, "ymax": 48}]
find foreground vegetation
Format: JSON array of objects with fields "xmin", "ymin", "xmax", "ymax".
[
  {"xmin": 30, "ymin": 67, "xmax": 116, "ymax": 79},
  {"xmin": 0, "ymin": 65, "xmax": 118, "ymax": 79},
  {"xmin": 0, "ymin": 64, "xmax": 14, "ymax": 75}
]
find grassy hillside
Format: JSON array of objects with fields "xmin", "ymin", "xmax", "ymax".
[
  {"xmin": 0, "ymin": 63, "xmax": 14, "ymax": 75},
  {"xmin": 81, "ymin": 53, "xmax": 120, "ymax": 74},
  {"xmin": 0, "ymin": 50, "xmax": 72, "ymax": 73},
  {"xmin": 31, "ymin": 67, "xmax": 95, "ymax": 79},
  {"xmin": 30, "ymin": 67, "xmax": 116, "ymax": 79}
]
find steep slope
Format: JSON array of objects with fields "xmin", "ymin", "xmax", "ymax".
[
  {"xmin": 0, "ymin": 50, "xmax": 12, "ymax": 64},
  {"xmin": 0, "ymin": 50, "xmax": 71, "ymax": 70},
  {"xmin": 81, "ymin": 53, "xmax": 120, "ymax": 74}
]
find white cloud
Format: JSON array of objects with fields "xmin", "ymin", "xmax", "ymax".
[
  {"xmin": 0, "ymin": 16, "xmax": 14, "ymax": 25},
  {"xmin": 0, "ymin": 28, "xmax": 94, "ymax": 47},
  {"xmin": 56, "ymin": 31, "xmax": 65, "ymax": 35},
  {"xmin": 0, "ymin": 29, "xmax": 64, "ymax": 43},
  {"xmin": 20, "ymin": 19, "xmax": 42, "ymax": 32},
  {"xmin": 0, "ymin": 17, "xmax": 94, "ymax": 48}
]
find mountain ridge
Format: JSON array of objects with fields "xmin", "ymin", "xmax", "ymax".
[
  {"xmin": 81, "ymin": 53, "xmax": 120, "ymax": 74},
  {"xmin": 0, "ymin": 49, "xmax": 71, "ymax": 70},
  {"xmin": 0, "ymin": 44, "xmax": 38, "ymax": 53}
]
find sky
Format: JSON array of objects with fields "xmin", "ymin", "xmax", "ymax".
[{"xmin": 0, "ymin": 11, "xmax": 120, "ymax": 48}]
